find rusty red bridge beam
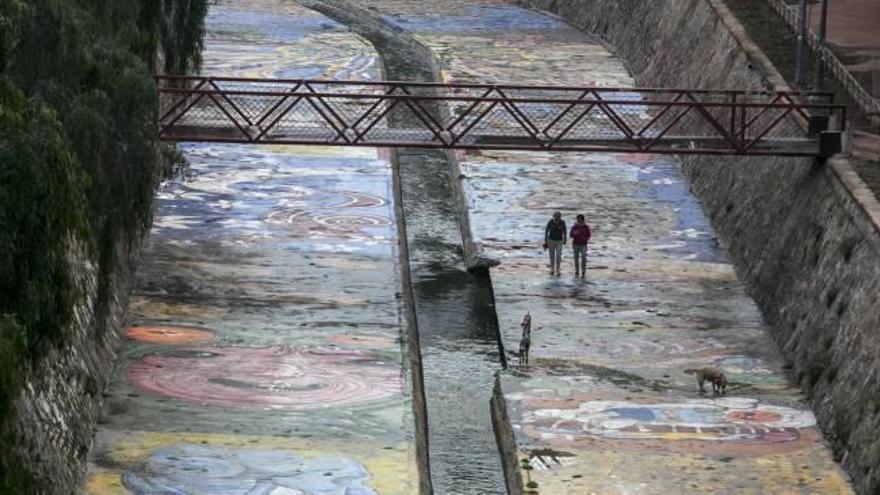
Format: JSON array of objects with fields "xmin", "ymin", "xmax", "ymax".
[{"xmin": 155, "ymin": 75, "xmax": 846, "ymax": 157}]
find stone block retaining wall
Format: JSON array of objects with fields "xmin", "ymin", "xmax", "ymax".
[{"xmin": 5, "ymin": 239, "xmax": 136, "ymax": 493}]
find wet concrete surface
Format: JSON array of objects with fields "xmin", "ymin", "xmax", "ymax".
[
  {"xmin": 346, "ymin": 1, "xmax": 853, "ymax": 493},
  {"xmin": 86, "ymin": 1, "xmax": 419, "ymax": 493}
]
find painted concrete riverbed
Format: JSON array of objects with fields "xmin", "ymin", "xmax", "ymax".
[
  {"xmin": 86, "ymin": 1, "xmax": 418, "ymax": 493},
  {"xmin": 82, "ymin": 0, "xmax": 854, "ymax": 493},
  {"xmin": 348, "ymin": 1, "xmax": 852, "ymax": 493}
]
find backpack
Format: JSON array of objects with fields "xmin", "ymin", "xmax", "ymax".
[{"xmin": 546, "ymin": 219, "xmax": 565, "ymax": 240}]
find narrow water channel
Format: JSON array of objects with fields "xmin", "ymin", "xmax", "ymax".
[
  {"xmin": 393, "ymin": 146, "xmax": 507, "ymax": 493},
  {"xmin": 413, "ymin": 270, "xmax": 505, "ymax": 493}
]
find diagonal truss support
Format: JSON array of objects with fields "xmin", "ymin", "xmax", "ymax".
[{"xmin": 155, "ymin": 75, "xmax": 846, "ymax": 157}]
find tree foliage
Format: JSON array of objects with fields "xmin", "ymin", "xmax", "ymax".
[{"xmin": 0, "ymin": 0, "xmax": 208, "ymax": 490}]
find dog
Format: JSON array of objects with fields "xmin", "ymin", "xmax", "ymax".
[
  {"xmin": 519, "ymin": 312, "xmax": 532, "ymax": 366},
  {"xmin": 684, "ymin": 367, "xmax": 727, "ymax": 395}
]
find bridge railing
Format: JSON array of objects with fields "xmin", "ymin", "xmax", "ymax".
[{"xmin": 155, "ymin": 75, "xmax": 846, "ymax": 157}]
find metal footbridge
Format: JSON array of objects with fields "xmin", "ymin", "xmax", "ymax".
[{"xmin": 156, "ymin": 75, "xmax": 846, "ymax": 157}]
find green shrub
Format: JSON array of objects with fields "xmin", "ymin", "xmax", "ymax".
[{"xmin": 0, "ymin": 0, "xmax": 208, "ymax": 490}]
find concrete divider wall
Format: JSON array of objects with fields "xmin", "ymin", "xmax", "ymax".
[
  {"xmin": 295, "ymin": 0, "xmax": 488, "ymax": 273},
  {"xmin": 520, "ymin": 0, "xmax": 880, "ymax": 491},
  {"xmin": 490, "ymin": 373, "xmax": 523, "ymax": 495},
  {"xmin": 388, "ymin": 150, "xmax": 435, "ymax": 495}
]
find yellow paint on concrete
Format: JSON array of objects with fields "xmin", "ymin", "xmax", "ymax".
[
  {"xmin": 527, "ymin": 446, "xmax": 852, "ymax": 495},
  {"xmin": 128, "ymin": 296, "xmax": 230, "ymax": 320},
  {"xmin": 263, "ymin": 144, "xmax": 378, "ymax": 159},
  {"xmin": 85, "ymin": 470, "xmax": 127, "ymax": 495},
  {"xmin": 86, "ymin": 431, "xmax": 418, "ymax": 495}
]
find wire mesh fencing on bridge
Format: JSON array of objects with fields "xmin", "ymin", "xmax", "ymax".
[{"xmin": 155, "ymin": 75, "xmax": 845, "ymax": 157}]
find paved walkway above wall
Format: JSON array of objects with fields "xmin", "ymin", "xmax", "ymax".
[
  {"xmin": 771, "ymin": 0, "xmax": 880, "ymax": 162},
  {"xmin": 805, "ymin": 0, "xmax": 879, "ymax": 163},
  {"xmin": 806, "ymin": 0, "xmax": 879, "ymax": 99}
]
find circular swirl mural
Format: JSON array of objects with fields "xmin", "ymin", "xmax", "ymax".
[
  {"xmin": 123, "ymin": 443, "xmax": 377, "ymax": 494},
  {"xmin": 127, "ymin": 346, "xmax": 402, "ymax": 409}
]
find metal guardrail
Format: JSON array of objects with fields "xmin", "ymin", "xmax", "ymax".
[
  {"xmin": 155, "ymin": 75, "xmax": 845, "ymax": 157},
  {"xmin": 766, "ymin": 0, "xmax": 880, "ymax": 117}
]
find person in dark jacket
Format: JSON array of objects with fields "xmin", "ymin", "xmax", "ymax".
[
  {"xmin": 570, "ymin": 214, "xmax": 592, "ymax": 277},
  {"xmin": 544, "ymin": 211, "xmax": 566, "ymax": 275}
]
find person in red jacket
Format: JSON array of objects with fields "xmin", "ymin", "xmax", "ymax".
[{"xmin": 570, "ymin": 214, "xmax": 591, "ymax": 277}]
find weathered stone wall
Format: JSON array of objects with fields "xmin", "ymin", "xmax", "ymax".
[
  {"xmin": 4, "ymin": 239, "xmax": 137, "ymax": 493},
  {"xmin": 520, "ymin": 0, "xmax": 880, "ymax": 491}
]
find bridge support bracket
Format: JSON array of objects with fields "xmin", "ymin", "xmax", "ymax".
[
  {"xmin": 819, "ymin": 131, "xmax": 842, "ymax": 159},
  {"xmin": 808, "ymin": 115, "xmax": 830, "ymax": 136}
]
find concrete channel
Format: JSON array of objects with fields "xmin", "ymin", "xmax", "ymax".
[{"xmin": 83, "ymin": 0, "xmax": 860, "ymax": 494}]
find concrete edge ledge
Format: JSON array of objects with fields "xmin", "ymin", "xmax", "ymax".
[
  {"xmin": 389, "ymin": 149, "xmax": 434, "ymax": 495},
  {"xmin": 827, "ymin": 157, "xmax": 880, "ymax": 238},
  {"xmin": 490, "ymin": 372, "xmax": 524, "ymax": 495},
  {"xmin": 703, "ymin": 0, "xmax": 789, "ymax": 91},
  {"xmin": 446, "ymin": 149, "xmax": 495, "ymax": 272}
]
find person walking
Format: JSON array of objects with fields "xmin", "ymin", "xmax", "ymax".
[
  {"xmin": 570, "ymin": 214, "xmax": 591, "ymax": 277},
  {"xmin": 544, "ymin": 211, "xmax": 566, "ymax": 275}
]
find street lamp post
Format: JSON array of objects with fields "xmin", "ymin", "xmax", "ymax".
[
  {"xmin": 813, "ymin": 0, "xmax": 830, "ymax": 92},
  {"xmin": 795, "ymin": 0, "xmax": 809, "ymax": 88}
]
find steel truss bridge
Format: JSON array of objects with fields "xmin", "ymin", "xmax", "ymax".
[{"xmin": 156, "ymin": 75, "xmax": 846, "ymax": 157}]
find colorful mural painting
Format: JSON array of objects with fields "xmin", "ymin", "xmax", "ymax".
[
  {"xmin": 127, "ymin": 346, "xmax": 403, "ymax": 410},
  {"xmin": 332, "ymin": 0, "xmax": 853, "ymax": 492},
  {"xmin": 85, "ymin": 0, "xmax": 853, "ymax": 491},
  {"xmin": 122, "ymin": 444, "xmax": 377, "ymax": 494},
  {"xmin": 87, "ymin": 431, "xmax": 416, "ymax": 495},
  {"xmin": 125, "ymin": 326, "xmax": 216, "ymax": 345},
  {"xmin": 327, "ymin": 334, "xmax": 396, "ymax": 349},
  {"xmin": 148, "ymin": 144, "xmax": 396, "ymax": 254},
  {"xmin": 86, "ymin": 1, "xmax": 419, "ymax": 492},
  {"xmin": 521, "ymin": 397, "xmax": 817, "ymax": 451}
]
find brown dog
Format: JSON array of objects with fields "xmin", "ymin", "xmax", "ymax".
[{"xmin": 684, "ymin": 367, "xmax": 727, "ymax": 395}]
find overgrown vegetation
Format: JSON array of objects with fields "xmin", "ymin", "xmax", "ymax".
[{"xmin": 0, "ymin": 0, "xmax": 207, "ymax": 490}]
